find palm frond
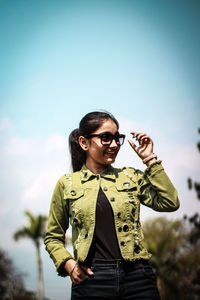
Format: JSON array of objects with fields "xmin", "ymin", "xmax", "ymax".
[
  {"xmin": 25, "ymin": 210, "xmax": 35, "ymax": 223},
  {"xmin": 13, "ymin": 211, "xmax": 47, "ymax": 242},
  {"xmin": 13, "ymin": 227, "xmax": 31, "ymax": 240}
]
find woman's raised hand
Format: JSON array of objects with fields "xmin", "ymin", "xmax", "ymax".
[{"xmin": 128, "ymin": 132, "xmax": 154, "ymax": 160}]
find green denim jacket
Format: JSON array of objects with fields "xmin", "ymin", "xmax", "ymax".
[{"xmin": 44, "ymin": 161, "xmax": 179, "ymax": 276}]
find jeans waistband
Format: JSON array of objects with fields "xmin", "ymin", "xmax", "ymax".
[{"xmin": 91, "ymin": 258, "xmax": 149, "ymax": 268}]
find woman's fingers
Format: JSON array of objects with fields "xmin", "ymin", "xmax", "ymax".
[
  {"xmin": 71, "ymin": 264, "xmax": 95, "ymax": 285},
  {"xmin": 128, "ymin": 139, "xmax": 138, "ymax": 152},
  {"xmin": 130, "ymin": 132, "xmax": 153, "ymax": 144},
  {"xmin": 71, "ymin": 264, "xmax": 87, "ymax": 284},
  {"xmin": 66, "ymin": 260, "xmax": 95, "ymax": 285},
  {"xmin": 129, "ymin": 131, "xmax": 154, "ymax": 159},
  {"xmin": 81, "ymin": 265, "xmax": 94, "ymax": 276}
]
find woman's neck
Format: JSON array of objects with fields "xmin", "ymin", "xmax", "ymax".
[{"xmin": 85, "ymin": 161, "xmax": 109, "ymax": 174}]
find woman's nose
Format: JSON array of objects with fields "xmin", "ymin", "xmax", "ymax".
[{"xmin": 110, "ymin": 139, "xmax": 118, "ymax": 148}]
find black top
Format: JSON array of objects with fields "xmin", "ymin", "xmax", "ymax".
[{"xmin": 85, "ymin": 187, "xmax": 122, "ymax": 265}]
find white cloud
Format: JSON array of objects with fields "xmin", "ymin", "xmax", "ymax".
[
  {"xmin": 21, "ymin": 170, "xmax": 55, "ymax": 210},
  {"xmin": 4, "ymin": 136, "xmax": 35, "ymax": 156},
  {"xmin": 0, "ymin": 118, "xmax": 12, "ymax": 131},
  {"xmin": 0, "ymin": 203, "xmax": 10, "ymax": 218}
]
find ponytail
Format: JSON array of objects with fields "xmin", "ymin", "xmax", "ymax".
[{"xmin": 69, "ymin": 128, "xmax": 86, "ymax": 172}]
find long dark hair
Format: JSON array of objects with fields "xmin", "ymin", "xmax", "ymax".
[{"xmin": 69, "ymin": 111, "xmax": 119, "ymax": 172}]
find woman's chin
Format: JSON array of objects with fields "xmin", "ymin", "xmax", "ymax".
[{"xmin": 105, "ymin": 157, "xmax": 116, "ymax": 164}]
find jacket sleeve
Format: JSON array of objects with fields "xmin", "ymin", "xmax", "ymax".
[
  {"xmin": 136, "ymin": 160, "xmax": 180, "ymax": 212},
  {"xmin": 44, "ymin": 178, "xmax": 73, "ymax": 277}
]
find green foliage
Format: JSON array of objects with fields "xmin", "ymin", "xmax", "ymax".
[
  {"xmin": 0, "ymin": 248, "xmax": 38, "ymax": 300},
  {"xmin": 194, "ymin": 182, "xmax": 200, "ymax": 199},
  {"xmin": 197, "ymin": 142, "xmax": 200, "ymax": 152},
  {"xmin": 187, "ymin": 128, "xmax": 200, "ymax": 200},
  {"xmin": 143, "ymin": 217, "xmax": 200, "ymax": 300},
  {"xmin": 198, "ymin": 128, "xmax": 200, "ymax": 152},
  {"xmin": 143, "ymin": 217, "xmax": 186, "ymax": 264},
  {"xmin": 188, "ymin": 177, "xmax": 192, "ymax": 190},
  {"xmin": 184, "ymin": 213, "xmax": 200, "ymax": 245}
]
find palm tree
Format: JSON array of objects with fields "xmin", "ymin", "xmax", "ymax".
[{"xmin": 13, "ymin": 210, "xmax": 47, "ymax": 300}]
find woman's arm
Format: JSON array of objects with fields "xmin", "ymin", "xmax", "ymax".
[
  {"xmin": 44, "ymin": 179, "xmax": 73, "ymax": 277},
  {"xmin": 138, "ymin": 161, "xmax": 180, "ymax": 211},
  {"xmin": 44, "ymin": 177, "xmax": 94, "ymax": 281},
  {"xmin": 128, "ymin": 131, "xmax": 179, "ymax": 211}
]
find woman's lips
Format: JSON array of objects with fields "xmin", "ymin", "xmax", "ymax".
[{"xmin": 104, "ymin": 151, "xmax": 117, "ymax": 156}]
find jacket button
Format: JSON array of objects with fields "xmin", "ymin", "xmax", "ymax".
[
  {"xmin": 103, "ymin": 186, "xmax": 108, "ymax": 191},
  {"xmin": 123, "ymin": 225, "xmax": 129, "ymax": 232},
  {"xmin": 134, "ymin": 245, "xmax": 141, "ymax": 254},
  {"xmin": 117, "ymin": 212, "xmax": 121, "ymax": 218},
  {"xmin": 121, "ymin": 241, "xmax": 125, "ymax": 246},
  {"xmin": 123, "ymin": 182, "xmax": 130, "ymax": 187},
  {"xmin": 118, "ymin": 227, "xmax": 122, "ymax": 232},
  {"xmin": 84, "ymin": 233, "xmax": 89, "ymax": 239},
  {"xmin": 70, "ymin": 190, "xmax": 76, "ymax": 196},
  {"xmin": 110, "ymin": 197, "xmax": 115, "ymax": 202},
  {"xmin": 84, "ymin": 172, "xmax": 88, "ymax": 178}
]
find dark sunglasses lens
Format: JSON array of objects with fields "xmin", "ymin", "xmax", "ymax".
[{"xmin": 101, "ymin": 135, "xmax": 112, "ymax": 145}]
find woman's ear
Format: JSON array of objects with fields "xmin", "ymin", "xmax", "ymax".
[{"xmin": 79, "ymin": 136, "xmax": 89, "ymax": 151}]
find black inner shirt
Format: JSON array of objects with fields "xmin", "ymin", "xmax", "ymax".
[{"xmin": 85, "ymin": 187, "xmax": 122, "ymax": 265}]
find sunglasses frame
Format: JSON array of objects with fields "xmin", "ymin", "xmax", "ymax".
[{"xmin": 84, "ymin": 132, "xmax": 126, "ymax": 146}]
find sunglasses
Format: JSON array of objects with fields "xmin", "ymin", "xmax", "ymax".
[{"xmin": 84, "ymin": 132, "xmax": 126, "ymax": 146}]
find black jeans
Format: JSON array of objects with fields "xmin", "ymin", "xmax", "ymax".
[{"xmin": 71, "ymin": 259, "xmax": 161, "ymax": 300}]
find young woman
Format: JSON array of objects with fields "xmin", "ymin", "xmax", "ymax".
[{"xmin": 44, "ymin": 111, "xmax": 179, "ymax": 300}]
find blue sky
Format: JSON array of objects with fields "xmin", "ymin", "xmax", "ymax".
[{"xmin": 0, "ymin": 0, "xmax": 200, "ymax": 299}]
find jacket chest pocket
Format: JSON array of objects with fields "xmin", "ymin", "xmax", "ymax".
[
  {"xmin": 64, "ymin": 187, "xmax": 84, "ymax": 227},
  {"xmin": 115, "ymin": 180, "xmax": 140, "ymax": 221}
]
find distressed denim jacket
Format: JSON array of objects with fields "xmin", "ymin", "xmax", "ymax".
[{"xmin": 44, "ymin": 161, "xmax": 179, "ymax": 276}]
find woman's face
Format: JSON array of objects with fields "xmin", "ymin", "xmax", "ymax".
[{"xmin": 80, "ymin": 119, "xmax": 120, "ymax": 173}]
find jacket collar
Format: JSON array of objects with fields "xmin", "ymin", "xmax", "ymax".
[{"xmin": 80, "ymin": 164, "xmax": 116, "ymax": 182}]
